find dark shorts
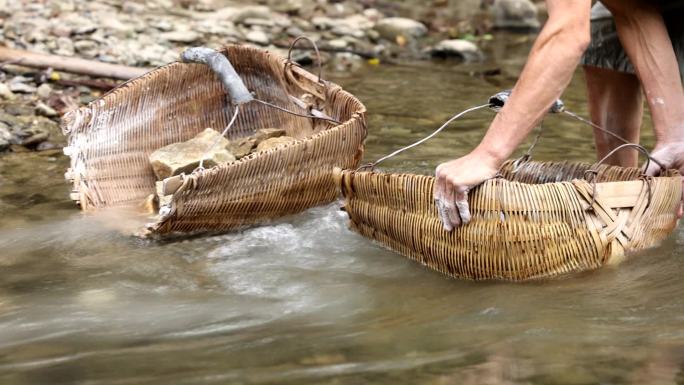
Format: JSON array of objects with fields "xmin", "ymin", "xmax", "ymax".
[{"xmin": 580, "ymin": 11, "xmax": 684, "ymax": 83}]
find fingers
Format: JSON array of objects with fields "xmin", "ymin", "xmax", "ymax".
[
  {"xmin": 434, "ymin": 168, "xmax": 455, "ymax": 231},
  {"xmin": 644, "ymin": 160, "xmax": 663, "ymax": 177},
  {"xmin": 454, "ymin": 189, "xmax": 472, "ymax": 225},
  {"xmin": 442, "ymin": 181, "xmax": 462, "ymax": 230},
  {"xmin": 434, "ymin": 165, "xmax": 470, "ymax": 231}
]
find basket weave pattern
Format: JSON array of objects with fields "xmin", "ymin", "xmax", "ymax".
[
  {"xmin": 62, "ymin": 45, "xmax": 367, "ymax": 237},
  {"xmin": 339, "ymin": 161, "xmax": 681, "ymax": 281}
]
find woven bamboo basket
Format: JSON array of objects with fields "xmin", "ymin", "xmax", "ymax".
[
  {"xmin": 62, "ymin": 44, "xmax": 367, "ymax": 238},
  {"xmin": 338, "ymin": 160, "xmax": 681, "ymax": 281}
]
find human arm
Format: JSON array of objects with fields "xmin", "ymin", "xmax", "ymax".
[{"xmin": 434, "ymin": 0, "xmax": 592, "ymax": 230}]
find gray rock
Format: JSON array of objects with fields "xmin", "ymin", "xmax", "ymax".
[
  {"xmin": 36, "ymin": 141, "xmax": 58, "ymax": 151},
  {"xmin": 36, "ymin": 83, "xmax": 52, "ymax": 99},
  {"xmin": 243, "ymin": 18, "xmax": 275, "ymax": 28},
  {"xmin": 245, "ymin": 29, "xmax": 270, "ymax": 45},
  {"xmin": 36, "ymin": 102, "xmax": 58, "ymax": 117},
  {"xmin": 150, "ymin": 20, "xmax": 174, "ymax": 32},
  {"xmin": 0, "ymin": 83, "xmax": 16, "ymax": 100},
  {"xmin": 429, "ymin": 39, "xmax": 483, "ymax": 61},
  {"xmin": 55, "ymin": 36, "xmax": 75, "ymax": 56},
  {"xmin": 50, "ymin": 24, "xmax": 73, "ymax": 38},
  {"xmin": 3, "ymin": 102, "xmax": 34, "ymax": 116},
  {"xmin": 233, "ymin": 6, "xmax": 273, "ymax": 23},
  {"xmin": 374, "ymin": 17, "xmax": 427, "ymax": 40},
  {"xmin": 0, "ymin": 122, "xmax": 12, "ymax": 152},
  {"xmin": 149, "ymin": 128, "xmax": 236, "ymax": 180},
  {"xmin": 160, "ymin": 30, "xmax": 200, "ymax": 43},
  {"xmin": 15, "ymin": 125, "xmax": 49, "ymax": 147},
  {"xmin": 122, "ymin": 1, "xmax": 145, "ymax": 14},
  {"xmin": 270, "ymin": 0, "xmax": 303, "ymax": 14},
  {"xmin": 491, "ymin": 0, "xmax": 540, "ymax": 30},
  {"xmin": 74, "ymin": 39, "xmax": 100, "ymax": 57},
  {"xmin": 8, "ymin": 82, "xmax": 36, "ymax": 94},
  {"xmin": 328, "ymin": 39, "xmax": 349, "ymax": 49}
]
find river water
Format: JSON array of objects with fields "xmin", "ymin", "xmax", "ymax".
[{"xmin": 1, "ymin": 34, "xmax": 683, "ymax": 385}]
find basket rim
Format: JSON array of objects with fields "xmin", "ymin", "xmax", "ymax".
[
  {"xmin": 61, "ymin": 43, "xmax": 368, "ymax": 136},
  {"xmin": 340, "ymin": 163, "xmax": 682, "ymax": 188}
]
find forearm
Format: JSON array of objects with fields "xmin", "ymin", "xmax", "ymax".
[{"xmin": 474, "ymin": 0, "xmax": 591, "ymax": 164}]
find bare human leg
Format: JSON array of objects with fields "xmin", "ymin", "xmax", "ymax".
[
  {"xmin": 601, "ymin": 0, "xmax": 684, "ymax": 175},
  {"xmin": 584, "ymin": 65, "xmax": 644, "ymax": 167}
]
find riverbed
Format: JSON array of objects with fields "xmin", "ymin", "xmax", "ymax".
[{"xmin": 1, "ymin": 33, "xmax": 683, "ymax": 385}]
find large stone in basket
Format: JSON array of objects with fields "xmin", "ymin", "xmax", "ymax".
[
  {"xmin": 337, "ymin": 160, "xmax": 681, "ymax": 281},
  {"xmin": 61, "ymin": 45, "xmax": 367, "ymax": 238}
]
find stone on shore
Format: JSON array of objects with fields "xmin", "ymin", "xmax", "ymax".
[
  {"xmin": 374, "ymin": 17, "xmax": 428, "ymax": 40},
  {"xmin": 429, "ymin": 39, "xmax": 483, "ymax": 61},
  {"xmin": 491, "ymin": 0, "xmax": 540, "ymax": 30},
  {"xmin": 160, "ymin": 30, "xmax": 200, "ymax": 43},
  {"xmin": 149, "ymin": 128, "xmax": 236, "ymax": 180},
  {"xmin": 0, "ymin": 83, "xmax": 16, "ymax": 100}
]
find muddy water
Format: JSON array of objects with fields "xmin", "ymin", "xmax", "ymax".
[{"xmin": 1, "ymin": 34, "xmax": 683, "ymax": 385}]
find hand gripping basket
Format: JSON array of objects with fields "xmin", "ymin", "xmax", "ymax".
[
  {"xmin": 337, "ymin": 159, "xmax": 681, "ymax": 281},
  {"xmin": 62, "ymin": 44, "xmax": 367, "ymax": 238}
]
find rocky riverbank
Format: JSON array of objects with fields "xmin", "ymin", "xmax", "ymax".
[{"xmin": 0, "ymin": 0, "xmax": 543, "ymax": 153}]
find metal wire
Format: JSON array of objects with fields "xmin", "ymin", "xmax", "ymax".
[
  {"xmin": 562, "ymin": 109, "xmax": 632, "ymax": 145},
  {"xmin": 253, "ymin": 98, "xmax": 341, "ymax": 125},
  {"xmin": 197, "ymin": 104, "xmax": 240, "ymax": 171},
  {"xmin": 363, "ymin": 104, "xmax": 491, "ymax": 170}
]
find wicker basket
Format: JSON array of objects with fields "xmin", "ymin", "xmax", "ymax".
[
  {"xmin": 338, "ymin": 160, "xmax": 681, "ymax": 281},
  {"xmin": 62, "ymin": 45, "xmax": 367, "ymax": 238}
]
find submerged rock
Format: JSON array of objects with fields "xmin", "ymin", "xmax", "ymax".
[
  {"xmin": 491, "ymin": 0, "xmax": 540, "ymax": 30},
  {"xmin": 245, "ymin": 30, "xmax": 270, "ymax": 45},
  {"xmin": 375, "ymin": 17, "xmax": 427, "ymax": 40},
  {"xmin": 149, "ymin": 128, "xmax": 236, "ymax": 179},
  {"xmin": 429, "ymin": 39, "xmax": 483, "ymax": 61}
]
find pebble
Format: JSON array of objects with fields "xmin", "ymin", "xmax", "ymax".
[
  {"xmin": 245, "ymin": 30, "xmax": 270, "ymax": 45},
  {"xmin": 491, "ymin": 0, "xmax": 540, "ymax": 29},
  {"xmin": 8, "ymin": 82, "xmax": 37, "ymax": 94},
  {"xmin": 429, "ymin": 39, "xmax": 483, "ymax": 61},
  {"xmin": 122, "ymin": 1, "xmax": 145, "ymax": 14},
  {"xmin": 160, "ymin": 30, "xmax": 200, "ymax": 43},
  {"xmin": 0, "ymin": 83, "xmax": 16, "ymax": 100},
  {"xmin": 36, "ymin": 102, "xmax": 59, "ymax": 117},
  {"xmin": 375, "ymin": 17, "xmax": 428, "ymax": 40},
  {"xmin": 36, "ymin": 83, "xmax": 53, "ymax": 99},
  {"xmin": 0, "ymin": 123, "xmax": 12, "ymax": 151}
]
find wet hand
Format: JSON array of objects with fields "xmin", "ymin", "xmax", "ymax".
[
  {"xmin": 433, "ymin": 153, "xmax": 500, "ymax": 231},
  {"xmin": 645, "ymin": 142, "xmax": 684, "ymax": 177},
  {"xmin": 646, "ymin": 142, "xmax": 684, "ymax": 217}
]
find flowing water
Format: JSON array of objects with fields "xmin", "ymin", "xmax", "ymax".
[{"xmin": 1, "ymin": 34, "xmax": 683, "ymax": 385}]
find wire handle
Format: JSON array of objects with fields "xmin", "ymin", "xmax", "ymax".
[
  {"xmin": 583, "ymin": 143, "xmax": 662, "ymax": 210},
  {"xmin": 287, "ymin": 36, "xmax": 323, "ymax": 84},
  {"xmin": 358, "ymin": 104, "xmax": 492, "ymax": 171},
  {"xmin": 586, "ymin": 143, "xmax": 665, "ymax": 179}
]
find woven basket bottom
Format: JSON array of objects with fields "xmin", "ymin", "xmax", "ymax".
[{"xmin": 338, "ymin": 160, "xmax": 682, "ymax": 281}]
